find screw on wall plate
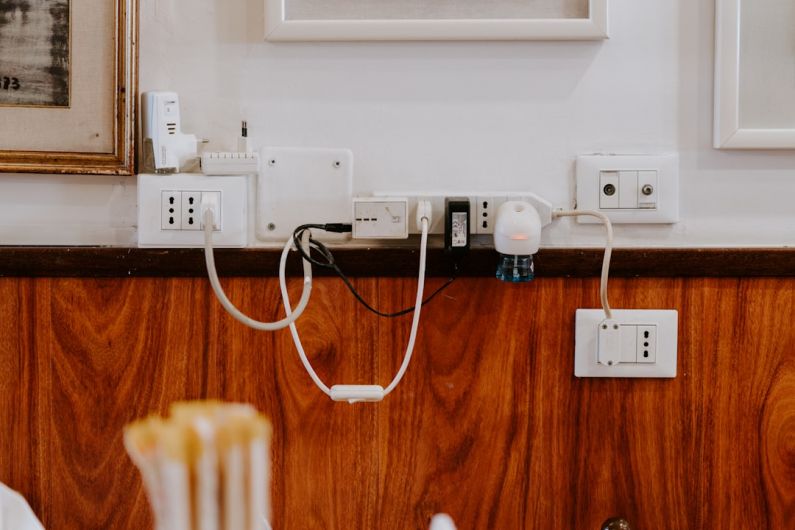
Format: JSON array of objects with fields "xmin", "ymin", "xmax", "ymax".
[
  {"xmin": 603, "ymin": 183, "xmax": 616, "ymax": 196},
  {"xmin": 642, "ymin": 184, "xmax": 654, "ymax": 196},
  {"xmin": 268, "ymin": 159, "xmax": 276, "ymax": 166},
  {"xmin": 267, "ymin": 223, "xmax": 276, "ymax": 231},
  {"xmin": 333, "ymin": 160, "xmax": 341, "ymax": 168}
]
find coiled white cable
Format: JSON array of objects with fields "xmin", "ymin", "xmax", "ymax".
[
  {"xmin": 279, "ymin": 216, "xmax": 430, "ymax": 402},
  {"xmin": 552, "ymin": 209, "xmax": 613, "ymax": 320},
  {"xmin": 203, "ymin": 208, "xmax": 312, "ymax": 331}
]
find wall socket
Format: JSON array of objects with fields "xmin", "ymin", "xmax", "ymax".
[
  {"xmin": 160, "ymin": 190, "xmax": 221, "ymax": 231},
  {"xmin": 575, "ymin": 309, "xmax": 678, "ymax": 378},
  {"xmin": 576, "ymin": 154, "xmax": 679, "ymax": 224},
  {"xmin": 138, "ymin": 173, "xmax": 247, "ymax": 248}
]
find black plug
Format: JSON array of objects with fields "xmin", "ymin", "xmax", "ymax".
[{"xmin": 444, "ymin": 197, "xmax": 470, "ymax": 257}]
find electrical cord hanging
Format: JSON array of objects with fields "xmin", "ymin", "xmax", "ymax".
[
  {"xmin": 280, "ymin": 216, "xmax": 431, "ymax": 400},
  {"xmin": 203, "ymin": 208, "xmax": 313, "ymax": 330},
  {"xmin": 291, "ymin": 223, "xmax": 456, "ymax": 318},
  {"xmin": 552, "ymin": 209, "xmax": 613, "ymax": 320}
]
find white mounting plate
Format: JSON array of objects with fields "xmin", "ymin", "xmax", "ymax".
[
  {"xmin": 575, "ymin": 309, "xmax": 679, "ymax": 378},
  {"xmin": 256, "ymin": 147, "xmax": 353, "ymax": 242},
  {"xmin": 138, "ymin": 173, "xmax": 247, "ymax": 248},
  {"xmin": 575, "ymin": 154, "xmax": 679, "ymax": 224}
]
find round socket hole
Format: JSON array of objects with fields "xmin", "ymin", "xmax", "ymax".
[
  {"xmin": 644, "ymin": 342, "xmax": 649, "ymax": 347},
  {"xmin": 603, "ymin": 183, "xmax": 616, "ymax": 196},
  {"xmin": 643, "ymin": 351, "xmax": 649, "ymax": 358}
]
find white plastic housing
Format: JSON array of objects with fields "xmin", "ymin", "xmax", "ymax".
[
  {"xmin": 493, "ymin": 201, "xmax": 543, "ymax": 256},
  {"xmin": 256, "ymin": 147, "xmax": 353, "ymax": 242},
  {"xmin": 330, "ymin": 385, "xmax": 385, "ymax": 403},
  {"xmin": 141, "ymin": 91, "xmax": 197, "ymax": 171}
]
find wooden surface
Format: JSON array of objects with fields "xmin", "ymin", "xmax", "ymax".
[
  {"xmin": 1, "ymin": 247, "xmax": 795, "ymax": 277},
  {"xmin": 0, "ymin": 276, "xmax": 794, "ymax": 529}
]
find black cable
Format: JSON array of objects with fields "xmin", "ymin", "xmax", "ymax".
[{"xmin": 292, "ymin": 223, "xmax": 457, "ymax": 318}]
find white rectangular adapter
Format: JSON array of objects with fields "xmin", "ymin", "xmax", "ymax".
[{"xmin": 352, "ymin": 198, "xmax": 409, "ymax": 239}]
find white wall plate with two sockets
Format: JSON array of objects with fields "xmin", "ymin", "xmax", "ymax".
[
  {"xmin": 574, "ymin": 309, "xmax": 679, "ymax": 378},
  {"xmin": 575, "ymin": 154, "xmax": 679, "ymax": 224},
  {"xmin": 256, "ymin": 147, "xmax": 353, "ymax": 242},
  {"xmin": 138, "ymin": 173, "xmax": 247, "ymax": 247}
]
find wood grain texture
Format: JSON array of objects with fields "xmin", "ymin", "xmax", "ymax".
[{"xmin": 0, "ymin": 277, "xmax": 793, "ymax": 529}]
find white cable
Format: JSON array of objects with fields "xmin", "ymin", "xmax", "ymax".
[
  {"xmin": 279, "ymin": 217, "xmax": 430, "ymax": 401},
  {"xmin": 203, "ymin": 208, "xmax": 313, "ymax": 331},
  {"xmin": 552, "ymin": 209, "xmax": 613, "ymax": 320}
]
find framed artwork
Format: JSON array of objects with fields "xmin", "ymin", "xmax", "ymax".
[
  {"xmin": 0, "ymin": 0, "xmax": 137, "ymax": 174},
  {"xmin": 714, "ymin": 0, "xmax": 795, "ymax": 149},
  {"xmin": 265, "ymin": 0, "xmax": 608, "ymax": 41}
]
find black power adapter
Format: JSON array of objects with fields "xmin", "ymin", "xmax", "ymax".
[{"xmin": 444, "ymin": 197, "xmax": 471, "ymax": 256}]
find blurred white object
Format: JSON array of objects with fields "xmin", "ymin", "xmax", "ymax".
[
  {"xmin": 429, "ymin": 513, "xmax": 457, "ymax": 530},
  {"xmin": 0, "ymin": 482, "xmax": 45, "ymax": 530}
]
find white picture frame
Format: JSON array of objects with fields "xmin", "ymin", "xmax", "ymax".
[
  {"xmin": 264, "ymin": 0, "xmax": 608, "ymax": 42},
  {"xmin": 714, "ymin": 0, "xmax": 795, "ymax": 149}
]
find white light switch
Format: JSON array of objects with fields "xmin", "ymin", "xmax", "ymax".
[{"xmin": 618, "ymin": 171, "xmax": 639, "ymax": 209}]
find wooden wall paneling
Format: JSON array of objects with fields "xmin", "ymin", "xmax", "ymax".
[
  {"xmin": 31, "ymin": 278, "xmax": 214, "ymax": 529},
  {"xmin": 0, "ymin": 279, "xmax": 50, "ymax": 522},
  {"xmin": 0, "ymin": 276, "xmax": 794, "ymax": 529},
  {"xmin": 264, "ymin": 277, "xmax": 381, "ymax": 530}
]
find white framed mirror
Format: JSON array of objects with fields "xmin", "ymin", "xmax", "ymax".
[
  {"xmin": 714, "ymin": 0, "xmax": 795, "ymax": 149},
  {"xmin": 264, "ymin": 0, "xmax": 608, "ymax": 41}
]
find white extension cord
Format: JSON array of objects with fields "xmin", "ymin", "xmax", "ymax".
[
  {"xmin": 203, "ymin": 205, "xmax": 313, "ymax": 331},
  {"xmin": 279, "ymin": 202, "xmax": 432, "ymax": 403},
  {"xmin": 552, "ymin": 209, "xmax": 613, "ymax": 320}
]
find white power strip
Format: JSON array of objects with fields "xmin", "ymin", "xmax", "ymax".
[{"xmin": 200, "ymin": 152, "xmax": 259, "ymax": 175}]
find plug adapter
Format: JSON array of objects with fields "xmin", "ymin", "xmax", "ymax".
[{"xmin": 444, "ymin": 197, "xmax": 470, "ymax": 256}]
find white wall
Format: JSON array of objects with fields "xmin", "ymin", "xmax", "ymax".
[{"xmin": 0, "ymin": 0, "xmax": 793, "ymax": 247}]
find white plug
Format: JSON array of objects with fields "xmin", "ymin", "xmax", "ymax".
[
  {"xmin": 200, "ymin": 192, "xmax": 221, "ymax": 230},
  {"xmin": 416, "ymin": 200, "xmax": 432, "ymax": 231}
]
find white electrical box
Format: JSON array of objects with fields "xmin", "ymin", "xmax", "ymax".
[
  {"xmin": 574, "ymin": 309, "xmax": 678, "ymax": 378},
  {"xmin": 575, "ymin": 154, "xmax": 679, "ymax": 224},
  {"xmin": 256, "ymin": 147, "xmax": 353, "ymax": 242},
  {"xmin": 138, "ymin": 173, "xmax": 247, "ymax": 247}
]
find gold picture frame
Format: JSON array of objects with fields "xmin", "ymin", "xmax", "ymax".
[{"xmin": 0, "ymin": 0, "xmax": 138, "ymax": 175}]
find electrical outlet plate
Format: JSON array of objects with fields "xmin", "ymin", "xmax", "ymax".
[
  {"xmin": 256, "ymin": 147, "xmax": 353, "ymax": 242},
  {"xmin": 574, "ymin": 309, "xmax": 678, "ymax": 378},
  {"xmin": 138, "ymin": 173, "xmax": 247, "ymax": 248},
  {"xmin": 371, "ymin": 192, "xmax": 552, "ymax": 235},
  {"xmin": 575, "ymin": 154, "xmax": 679, "ymax": 224}
]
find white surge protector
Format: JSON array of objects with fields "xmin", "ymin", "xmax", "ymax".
[{"xmin": 201, "ymin": 152, "xmax": 260, "ymax": 175}]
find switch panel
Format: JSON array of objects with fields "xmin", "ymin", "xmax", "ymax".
[
  {"xmin": 575, "ymin": 309, "xmax": 677, "ymax": 378},
  {"xmin": 352, "ymin": 198, "xmax": 409, "ymax": 239},
  {"xmin": 577, "ymin": 154, "xmax": 678, "ymax": 224}
]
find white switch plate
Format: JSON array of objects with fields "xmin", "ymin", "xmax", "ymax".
[
  {"xmin": 256, "ymin": 147, "xmax": 353, "ymax": 242},
  {"xmin": 574, "ymin": 309, "xmax": 678, "ymax": 378},
  {"xmin": 138, "ymin": 173, "xmax": 247, "ymax": 247},
  {"xmin": 576, "ymin": 154, "xmax": 679, "ymax": 224}
]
